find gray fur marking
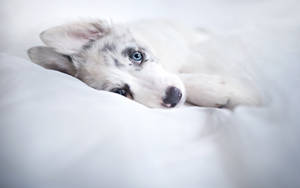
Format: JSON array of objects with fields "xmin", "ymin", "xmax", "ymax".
[
  {"xmin": 113, "ymin": 58, "xmax": 124, "ymax": 67},
  {"xmin": 82, "ymin": 39, "xmax": 96, "ymax": 50},
  {"xmin": 121, "ymin": 47, "xmax": 132, "ymax": 57},
  {"xmin": 102, "ymin": 43, "xmax": 116, "ymax": 52}
]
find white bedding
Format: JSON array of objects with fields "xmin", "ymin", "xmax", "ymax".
[{"xmin": 1, "ymin": 0, "xmax": 300, "ymax": 188}]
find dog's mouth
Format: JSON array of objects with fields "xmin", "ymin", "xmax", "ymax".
[
  {"xmin": 161, "ymin": 103, "xmax": 176, "ymax": 108},
  {"xmin": 161, "ymin": 99, "xmax": 184, "ymax": 108}
]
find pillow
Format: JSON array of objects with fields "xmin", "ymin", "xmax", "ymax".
[
  {"xmin": 1, "ymin": 52, "xmax": 299, "ymax": 188},
  {"xmin": 0, "ymin": 53, "xmax": 231, "ymax": 188}
]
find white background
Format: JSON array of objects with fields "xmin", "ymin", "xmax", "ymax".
[{"xmin": 1, "ymin": 0, "xmax": 300, "ymax": 57}]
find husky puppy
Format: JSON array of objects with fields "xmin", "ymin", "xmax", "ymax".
[{"xmin": 28, "ymin": 20, "xmax": 261, "ymax": 108}]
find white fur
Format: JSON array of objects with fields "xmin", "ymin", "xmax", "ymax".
[{"xmin": 28, "ymin": 19, "xmax": 262, "ymax": 109}]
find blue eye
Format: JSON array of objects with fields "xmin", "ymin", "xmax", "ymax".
[{"xmin": 129, "ymin": 51, "xmax": 143, "ymax": 64}]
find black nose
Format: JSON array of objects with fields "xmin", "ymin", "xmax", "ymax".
[{"xmin": 162, "ymin": 86, "xmax": 182, "ymax": 107}]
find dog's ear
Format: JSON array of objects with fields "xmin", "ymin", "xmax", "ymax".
[
  {"xmin": 27, "ymin": 46, "xmax": 77, "ymax": 76},
  {"xmin": 40, "ymin": 20, "xmax": 110, "ymax": 54}
]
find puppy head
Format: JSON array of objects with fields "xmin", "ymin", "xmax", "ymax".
[{"xmin": 28, "ymin": 20, "xmax": 186, "ymax": 108}]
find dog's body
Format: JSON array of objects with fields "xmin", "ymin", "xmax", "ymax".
[{"xmin": 28, "ymin": 19, "xmax": 261, "ymax": 109}]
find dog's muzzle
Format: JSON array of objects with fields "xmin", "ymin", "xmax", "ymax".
[{"xmin": 162, "ymin": 86, "xmax": 182, "ymax": 108}]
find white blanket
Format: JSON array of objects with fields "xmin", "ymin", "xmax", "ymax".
[{"xmin": 1, "ymin": 0, "xmax": 300, "ymax": 188}]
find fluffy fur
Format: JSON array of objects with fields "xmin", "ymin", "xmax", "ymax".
[{"xmin": 28, "ymin": 19, "xmax": 261, "ymax": 109}]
